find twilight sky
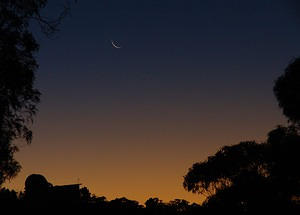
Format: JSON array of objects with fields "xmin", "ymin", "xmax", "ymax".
[{"xmin": 5, "ymin": 0, "xmax": 300, "ymax": 204}]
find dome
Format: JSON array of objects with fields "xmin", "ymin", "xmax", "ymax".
[{"xmin": 25, "ymin": 174, "xmax": 52, "ymax": 192}]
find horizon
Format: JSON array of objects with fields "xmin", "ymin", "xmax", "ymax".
[{"xmin": 3, "ymin": 0, "xmax": 300, "ymax": 204}]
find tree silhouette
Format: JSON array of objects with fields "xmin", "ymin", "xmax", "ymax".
[
  {"xmin": 183, "ymin": 58, "xmax": 300, "ymax": 213},
  {"xmin": 266, "ymin": 126, "xmax": 300, "ymax": 203},
  {"xmin": 183, "ymin": 141, "xmax": 265, "ymax": 196},
  {"xmin": 184, "ymin": 138, "xmax": 299, "ymax": 213},
  {"xmin": 145, "ymin": 197, "xmax": 164, "ymax": 209},
  {"xmin": 145, "ymin": 197, "xmax": 168, "ymax": 215},
  {"xmin": 80, "ymin": 186, "xmax": 92, "ymax": 204},
  {"xmin": 0, "ymin": 173, "xmax": 208, "ymax": 214},
  {"xmin": 0, "ymin": 0, "xmax": 70, "ymax": 185},
  {"xmin": 0, "ymin": 137, "xmax": 20, "ymax": 185},
  {"xmin": 109, "ymin": 197, "xmax": 141, "ymax": 209},
  {"xmin": 168, "ymin": 199, "xmax": 190, "ymax": 214},
  {"xmin": 274, "ymin": 57, "xmax": 300, "ymax": 125}
]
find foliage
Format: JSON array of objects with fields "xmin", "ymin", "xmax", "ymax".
[
  {"xmin": 274, "ymin": 57, "xmax": 300, "ymax": 125},
  {"xmin": 0, "ymin": 135, "xmax": 20, "ymax": 185},
  {"xmin": 0, "ymin": 0, "xmax": 69, "ymax": 185},
  {"xmin": 183, "ymin": 141, "xmax": 266, "ymax": 196},
  {"xmin": 0, "ymin": 184, "xmax": 204, "ymax": 214},
  {"xmin": 183, "ymin": 57, "xmax": 300, "ymax": 213},
  {"xmin": 0, "ymin": 0, "xmax": 44, "ymax": 144}
]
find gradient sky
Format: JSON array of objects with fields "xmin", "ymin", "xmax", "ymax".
[{"xmin": 4, "ymin": 0, "xmax": 300, "ymax": 204}]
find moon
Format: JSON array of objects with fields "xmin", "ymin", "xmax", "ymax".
[{"xmin": 111, "ymin": 40, "xmax": 121, "ymax": 49}]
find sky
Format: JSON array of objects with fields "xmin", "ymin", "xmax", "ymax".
[{"xmin": 5, "ymin": 0, "xmax": 300, "ymax": 204}]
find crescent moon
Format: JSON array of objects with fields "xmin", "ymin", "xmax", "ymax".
[{"xmin": 111, "ymin": 40, "xmax": 121, "ymax": 49}]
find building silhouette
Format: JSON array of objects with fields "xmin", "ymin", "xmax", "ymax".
[{"xmin": 24, "ymin": 174, "xmax": 80, "ymax": 209}]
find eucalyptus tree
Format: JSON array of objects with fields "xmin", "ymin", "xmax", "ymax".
[{"xmin": 0, "ymin": 0, "xmax": 70, "ymax": 185}]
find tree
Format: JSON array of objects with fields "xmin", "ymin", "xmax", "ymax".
[
  {"xmin": 265, "ymin": 126, "xmax": 300, "ymax": 201},
  {"xmin": 80, "ymin": 186, "xmax": 92, "ymax": 204},
  {"xmin": 145, "ymin": 197, "xmax": 164, "ymax": 209},
  {"xmin": 183, "ymin": 58, "xmax": 300, "ymax": 213},
  {"xmin": 274, "ymin": 57, "xmax": 300, "ymax": 125},
  {"xmin": 183, "ymin": 141, "xmax": 266, "ymax": 197},
  {"xmin": 183, "ymin": 139, "xmax": 299, "ymax": 213},
  {"xmin": 0, "ymin": 0, "xmax": 70, "ymax": 185},
  {"xmin": 0, "ymin": 136, "xmax": 20, "ymax": 185},
  {"xmin": 0, "ymin": 187, "xmax": 20, "ymax": 211},
  {"xmin": 145, "ymin": 197, "xmax": 167, "ymax": 215},
  {"xmin": 109, "ymin": 197, "xmax": 141, "ymax": 209},
  {"xmin": 168, "ymin": 199, "xmax": 190, "ymax": 213}
]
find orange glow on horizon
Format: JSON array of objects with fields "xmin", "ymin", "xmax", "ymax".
[{"xmin": 4, "ymin": 101, "xmax": 285, "ymax": 204}]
